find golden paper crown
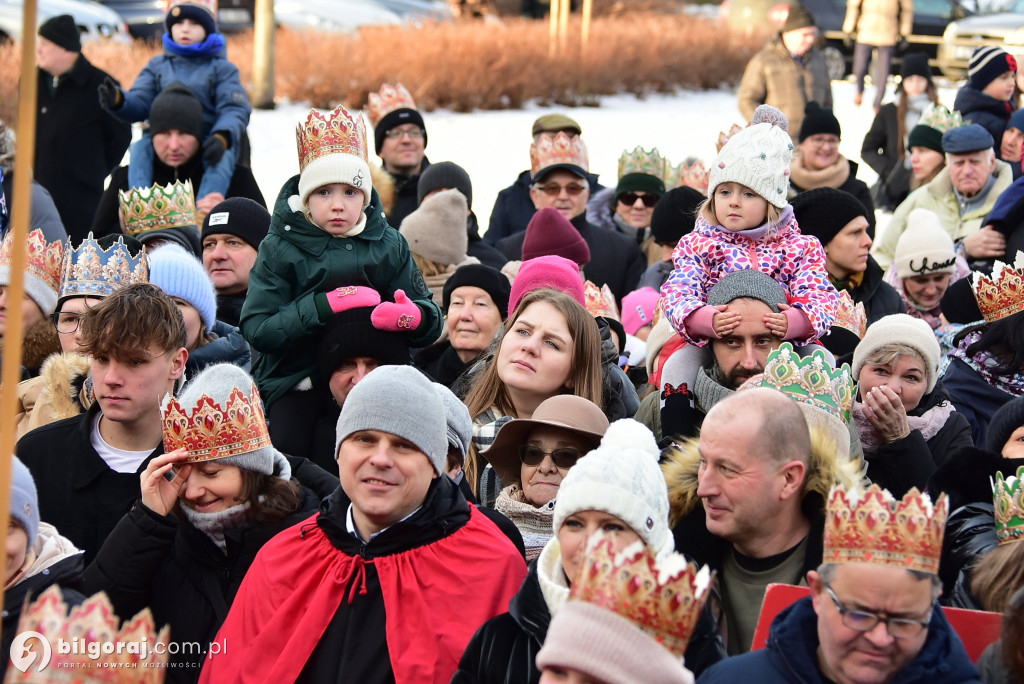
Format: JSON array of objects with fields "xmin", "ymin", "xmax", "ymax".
[
  {"xmin": 583, "ymin": 281, "xmax": 619, "ymax": 321},
  {"xmin": 832, "ymin": 290, "xmax": 867, "ymax": 338},
  {"xmin": 162, "ymin": 380, "xmax": 272, "ymax": 462},
  {"xmin": 5, "ymin": 585, "xmax": 169, "ymax": 684},
  {"xmin": 716, "ymin": 123, "xmax": 744, "ymax": 153},
  {"xmin": 915, "ymin": 105, "xmax": 963, "ymax": 134},
  {"xmin": 570, "ymin": 539, "xmax": 713, "ymax": 658},
  {"xmin": 118, "ymin": 181, "xmax": 196, "ymax": 236},
  {"xmin": 366, "ymin": 83, "xmax": 418, "ymax": 129},
  {"xmin": 0, "ymin": 229, "xmax": 64, "ymax": 295},
  {"xmin": 664, "ymin": 159, "xmax": 710, "ymax": 193},
  {"xmin": 971, "ymin": 251, "xmax": 1024, "ymax": 323},
  {"xmin": 994, "ymin": 465, "xmax": 1024, "ymax": 545},
  {"xmin": 530, "ymin": 132, "xmax": 589, "ymax": 179},
  {"xmin": 824, "ymin": 485, "xmax": 948, "ymax": 575},
  {"xmin": 761, "ymin": 342, "xmax": 854, "ymax": 423},
  {"xmin": 618, "ymin": 146, "xmax": 666, "ymax": 181},
  {"xmin": 296, "ymin": 105, "xmax": 368, "ymax": 173},
  {"xmin": 59, "ymin": 233, "xmax": 149, "ymax": 301}
]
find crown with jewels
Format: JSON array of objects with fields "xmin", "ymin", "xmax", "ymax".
[
  {"xmin": 618, "ymin": 146, "xmax": 666, "ymax": 181},
  {"xmin": 824, "ymin": 485, "xmax": 948, "ymax": 574},
  {"xmin": 296, "ymin": 105, "xmax": 368, "ymax": 173},
  {"xmin": 118, "ymin": 181, "xmax": 196, "ymax": 237},
  {"xmin": 0, "ymin": 228, "xmax": 64, "ymax": 295},
  {"xmin": 993, "ymin": 465, "xmax": 1024, "ymax": 545},
  {"xmin": 664, "ymin": 159, "xmax": 709, "ymax": 194},
  {"xmin": 58, "ymin": 233, "xmax": 149, "ymax": 301},
  {"xmin": 530, "ymin": 132, "xmax": 589, "ymax": 179},
  {"xmin": 6, "ymin": 585, "xmax": 170, "ymax": 684},
  {"xmin": 832, "ymin": 290, "xmax": 867, "ymax": 338},
  {"xmin": 583, "ymin": 281, "xmax": 619, "ymax": 321},
  {"xmin": 716, "ymin": 123, "xmax": 744, "ymax": 153},
  {"xmin": 366, "ymin": 83, "xmax": 418, "ymax": 129},
  {"xmin": 971, "ymin": 251, "xmax": 1024, "ymax": 323},
  {"xmin": 915, "ymin": 105, "xmax": 963, "ymax": 134},
  {"xmin": 162, "ymin": 380, "xmax": 272, "ymax": 462},
  {"xmin": 570, "ymin": 538, "xmax": 713, "ymax": 658},
  {"xmin": 761, "ymin": 342, "xmax": 854, "ymax": 423}
]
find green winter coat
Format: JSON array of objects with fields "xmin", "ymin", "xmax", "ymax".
[{"xmin": 240, "ymin": 175, "xmax": 443, "ymax": 407}]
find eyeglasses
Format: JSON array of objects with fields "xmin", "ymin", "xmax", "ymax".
[
  {"xmin": 50, "ymin": 312, "xmax": 84, "ymax": 335},
  {"xmin": 617, "ymin": 192, "xmax": 660, "ymax": 207},
  {"xmin": 384, "ymin": 126, "xmax": 424, "ymax": 140},
  {"xmin": 534, "ymin": 182, "xmax": 587, "ymax": 197},
  {"xmin": 807, "ymin": 135, "xmax": 840, "ymax": 148},
  {"xmin": 518, "ymin": 445, "xmax": 581, "ymax": 469},
  {"xmin": 824, "ymin": 585, "xmax": 931, "ymax": 639}
]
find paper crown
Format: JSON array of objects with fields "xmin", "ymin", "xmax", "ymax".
[
  {"xmin": 530, "ymin": 131, "xmax": 589, "ymax": 179},
  {"xmin": 0, "ymin": 228, "xmax": 63, "ymax": 295},
  {"xmin": 716, "ymin": 123, "xmax": 744, "ymax": 153},
  {"xmin": 824, "ymin": 485, "xmax": 948, "ymax": 574},
  {"xmin": 915, "ymin": 105, "xmax": 964, "ymax": 133},
  {"xmin": 971, "ymin": 251, "xmax": 1024, "ymax": 323},
  {"xmin": 994, "ymin": 465, "xmax": 1024, "ymax": 545},
  {"xmin": 6, "ymin": 585, "xmax": 170, "ymax": 684},
  {"xmin": 761, "ymin": 342, "xmax": 854, "ymax": 424},
  {"xmin": 162, "ymin": 380, "xmax": 272, "ymax": 462},
  {"xmin": 583, "ymin": 281, "xmax": 619, "ymax": 321},
  {"xmin": 618, "ymin": 146, "xmax": 666, "ymax": 181},
  {"xmin": 118, "ymin": 181, "xmax": 197, "ymax": 236},
  {"xmin": 58, "ymin": 233, "xmax": 149, "ymax": 301},
  {"xmin": 665, "ymin": 159, "xmax": 710, "ymax": 194},
  {"xmin": 570, "ymin": 539, "xmax": 713, "ymax": 658},
  {"xmin": 833, "ymin": 290, "xmax": 867, "ymax": 338},
  {"xmin": 296, "ymin": 105, "xmax": 368, "ymax": 173},
  {"xmin": 366, "ymin": 83, "xmax": 418, "ymax": 129}
]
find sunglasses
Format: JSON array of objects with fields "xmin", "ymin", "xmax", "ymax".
[
  {"xmin": 617, "ymin": 192, "xmax": 660, "ymax": 207},
  {"xmin": 518, "ymin": 445, "xmax": 581, "ymax": 469},
  {"xmin": 536, "ymin": 183, "xmax": 588, "ymax": 196}
]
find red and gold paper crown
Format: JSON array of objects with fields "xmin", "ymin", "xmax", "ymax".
[
  {"xmin": 664, "ymin": 159, "xmax": 710, "ymax": 193},
  {"xmin": 618, "ymin": 146, "xmax": 666, "ymax": 181},
  {"xmin": 824, "ymin": 485, "xmax": 948, "ymax": 575},
  {"xmin": 971, "ymin": 251, "xmax": 1024, "ymax": 323},
  {"xmin": 6, "ymin": 585, "xmax": 169, "ymax": 684},
  {"xmin": 296, "ymin": 105, "xmax": 368, "ymax": 173},
  {"xmin": 570, "ymin": 539, "xmax": 713, "ymax": 658},
  {"xmin": 530, "ymin": 131, "xmax": 589, "ymax": 179},
  {"xmin": 994, "ymin": 465, "xmax": 1024, "ymax": 545},
  {"xmin": 832, "ymin": 290, "xmax": 867, "ymax": 338},
  {"xmin": 584, "ymin": 280, "xmax": 619, "ymax": 321},
  {"xmin": 716, "ymin": 123, "xmax": 744, "ymax": 153},
  {"xmin": 366, "ymin": 83, "xmax": 418, "ymax": 129},
  {"xmin": 162, "ymin": 380, "xmax": 272, "ymax": 462},
  {"xmin": 59, "ymin": 233, "xmax": 149, "ymax": 301},
  {"xmin": 118, "ymin": 181, "xmax": 196, "ymax": 236},
  {"xmin": 0, "ymin": 228, "xmax": 64, "ymax": 295}
]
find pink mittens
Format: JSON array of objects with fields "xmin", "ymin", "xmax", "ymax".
[
  {"xmin": 371, "ymin": 290, "xmax": 422, "ymax": 331},
  {"xmin": 325, "ymin": 286, "xmax": 382, "ymax": 314}
]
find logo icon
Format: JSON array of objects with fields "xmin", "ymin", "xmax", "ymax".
[{"xmin": 10, "ymin": 631, "xmax": 52, "ymax": 673}]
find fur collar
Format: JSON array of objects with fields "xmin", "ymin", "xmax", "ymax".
[
  {"xmin": 372, "ymin": 164, "xmax": 395, "ymax": 218},
  {"xmin": 38, "ymin": 352, "xmax": 92, "ymax": 421}
]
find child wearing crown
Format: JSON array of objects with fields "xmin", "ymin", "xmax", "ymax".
[{"xmin": 239, "ymin": 104, "xmax": 443, "ymax": 410}]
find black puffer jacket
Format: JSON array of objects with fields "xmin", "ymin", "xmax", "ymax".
[
  {"xmin": 598, "ymin": 317, "xmax": 640, "ymax": 421},
  {"xmin": 954, "ymin": 85, "xmax": 1013, "ymax": 157},
  {"xmin": 844, "ymin": 256, "xmax": 906, "ymax": 325},
  {"xmin": 942, "ymin": 502, "xmax": 996, "ymax": 610},
  {"xmin": 185, "ymin": 320, "xmax": 252, "ymax": 376}
]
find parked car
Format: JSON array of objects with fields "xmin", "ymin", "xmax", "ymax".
[
  {"xmin": 275, "ymin": 0, "xmax": 401, "ymax": 33},
  {"xmin": 937, "ymin": 0, "xmax": 1024, "ymax": 80},
  {"xmin": 98, "ymin": 0, "xmax": 254, "ymax": 40},
  {"xmin": 0, "ymin": 0, "xmax": 132, "ymax": 43},
  {"xmin": 375, "ymin": 0, "xmax": 452, "ymax": 22}
]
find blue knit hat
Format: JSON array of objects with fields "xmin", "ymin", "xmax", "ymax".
[
  {"xmin": 164, "ymin": 1, "xmax": 217, "ymax": 37},
  {"xmin": 148, "ymin": 244, "xmax": 217, "ymax": 334},
  {"xmin": 10, "ymin": 457, "xmax": 39, "ymax": 544}
]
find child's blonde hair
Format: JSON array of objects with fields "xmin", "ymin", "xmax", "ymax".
[{"xmin": 699, "ymin": 189, "xmax": 782, "ymax": 232}]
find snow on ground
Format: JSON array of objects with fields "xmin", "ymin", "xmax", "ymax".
[{"xmin": 247, "ymin": 78, "xmax": 960, "ymax": 242}]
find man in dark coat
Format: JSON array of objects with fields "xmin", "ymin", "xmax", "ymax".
[
  {"xmin": 368, "ymin": 83, "xmax": 429, "ymax": 228},
  {"xmin": 200, "ymin": 197, "xmax": 269, "ymax": 327},
  {"xmin": 33, "ymin": 15, "xmax": 131, "ymax": 241}
]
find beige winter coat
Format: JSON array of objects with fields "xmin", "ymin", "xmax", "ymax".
[
  {"xmin": 14, "ymin": 352, "xmax": 93, "ymax": 440},
  {"xmin": 842, "ymin": 0, "xmax": 914, "ymax": 47}
]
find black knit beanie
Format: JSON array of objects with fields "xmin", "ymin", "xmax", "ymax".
[
  {"xmin": 165, "ymin": 2, "xmax": 217, "ymax": 37},
  {"xmin": 987, "ymin": 395, "xmax": 1024, "ymax": 453},
  {"xmin": 374, "ymin": 108, "xmax": 427, "ymax": 155},
  {"xmin": 781, "ymin": 3, "xmax": 815, "ymax": 33},
  {"xmin": 38, "ymin": 14, "xmax": 81, "ymax": 53},
  {"xmin": 799, "ymin": 102, "xmax": 842, "ymax": 142},
  {"xmin": 442, "ymin": 263, "xmax": 511, "ymax": 317},
  {"xmin": 149, "ymin": 82, "xmax": 205, "ymax": 139},
  {"xmin": 939, "ymin": 277, "xmax": 983, "ymax": 324},
  {"xmin": 900, "ymin": 52, "xmax": 932, "ymax": 81},
  {"xmin": 201, "ymin": 197, "xmax": 270, "ymax": 250},
  {"xmin": 317, "ymin": 307, "xmax": 410, "ymax": 383},
  {"xmin": 907, "ymin": 124, "xmax": 944, "ymax": 154},
  {"xmin": 790, "ymin": 187, "xmax": 867, "ymax": 247},
  {"xmin": 418, "ymin": 161, "xmax": 472, "ymax": 208},
  {"xmin": 649, "ymin": 186, "xmax": 704, "ymax": 246},
  {"xmin": 969, "ymin": 46, "xmax": 1017, "ymax": 92}
]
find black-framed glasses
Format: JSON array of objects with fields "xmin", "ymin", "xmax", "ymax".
[
  {"xmin": 824, "ymin": 585, "xmax": 931, "ymax": 639},
  {"xmin": 384, "ymin": 126, "xmax": 424, "ymax": 140},
  {"xmin": 534, "ymin": 182, "xmax": 587, "ymax": 197},
  {"xmin": 50, "ymin": 312, "xmax": 84, "ymax": 335},
  {"xmin": 518, "ymin": 445, "xmax": 581, "ymax": 470},
  {"xmin": 617, "ymin": 192, "xmax": 660, "ymax": 207}
]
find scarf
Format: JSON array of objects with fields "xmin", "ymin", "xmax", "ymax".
[
  {"xmin": 494, "ymin": 485, "xmax": 555, "ymax": 562},
  {"xmin": 162, "ymin": 32, "xmax": 227, "ymax": 58},
  {"xmin": 181, "ymin": 500, "xmax": 253, "ymax": 553},
  {"xmin": 851, "ymin": 397, "xmax": 955, "ymax": 453},
  {"xmin": 535, "ymin": 537, "xmax": 571, "ymax": 618},
  {"xmin": 694, "ymin": 364, "xmax": 735, "ymax": 413},
  {"xmin": 790, "ymin": 154, "xmax": 851, "ymax": 191},
  {"xmin": 950, "ymin": 330, "xmax": 1024, "ymax": 396}
]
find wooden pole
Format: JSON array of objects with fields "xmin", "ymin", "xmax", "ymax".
[
  {"xmin": 581, "ymin": 0, "xmax": 592, "ymax": 53},
  {"xmin": 548, "ymin": 0, "xmax": 560, "ymax": 57},
  {"xmin": 558, "ymin": 0, "xmax": 570, "ymax": 56},
  {"xmin": 0, "ymin": 0, "xmax": 39, "ymax": 641},
  {"xmin": 251, "ymin": 0, "xmax": 275, "ymax": 109}
]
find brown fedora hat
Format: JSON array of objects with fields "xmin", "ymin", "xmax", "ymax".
[{"xmin": 482, "ymin": 395, "xmax": 609, "ymax": 486}]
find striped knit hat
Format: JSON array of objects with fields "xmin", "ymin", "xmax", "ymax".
[{"xmin": 969, "ymin": 46, "xmax": 1017, "ymax": 91}]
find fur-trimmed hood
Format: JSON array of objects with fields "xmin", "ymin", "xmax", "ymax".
[{"xmin": 371, "ymin": 164, "xmax": 396, "ymax": 218}]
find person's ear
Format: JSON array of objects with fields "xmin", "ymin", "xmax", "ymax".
[
  {"xmin": 778, "ymin": 459, "xmax": 807, "ymax": 500},
  {"xmin": 808, "ymin": 570, "xmax": 825, "ymax": 615},
  {"xmin": 169, "ymin": 347, "xmax": 188, "ymax": 380},
  {"xmin": 529, "ymin": 187, "xmax": 542, "ymax": 210}
]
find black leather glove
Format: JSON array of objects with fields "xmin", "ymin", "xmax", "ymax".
[
  {"xmin": 97, "ymin": 77, "xmax": 122, "ymax": 110},
  {"xmin": 203, "ymin": 134, "xmax": 228, "ymax": 165}
]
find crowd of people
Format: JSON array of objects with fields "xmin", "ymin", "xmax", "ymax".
[{"xmin": 3, "ymin": 0, "xmax": 1024, "ymax": 682}]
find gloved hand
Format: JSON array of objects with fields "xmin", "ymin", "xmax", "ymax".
[
  {"xmin": 842, "ymin": 32, "xmax": 855, "ymax": 49},
  {"xmin": 897, "ymin": 36, "xmax": 909, "ymax": 51},
  {"xmin": 98, "ymin": 77, "xmax": 122, "ymax": 110},
  {"xmin": 324, "ymin": 285, "xmax": 381, "ymax": 314},
  {"xmin": 203, "ymin": 133, "xmax": 229, "ymax": 165},
  {"xmin": 371, "ymin": 290, "xmax": 422, "ymax": 332}
]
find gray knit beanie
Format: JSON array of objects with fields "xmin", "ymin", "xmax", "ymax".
[
  {"xmin": 417, "ymin": 161, "xmax": 473, "ymax": 208},
  {"xmin": 707, "ymin": 268, "xmax": 786, "ymax": 313},
  {"xmin": 399, "ymin": 189, "xmax": 469, "ymax": 266},
  {"xmin": 852, "ymin": 314, "xmax": 941, "ymax": 392},
  {"xmin": 435, "ymin": 382, "xmax": 472, "ymax": 462},
  {"xmin": 335, "ymin": 365, "xmax": 448, "ymax": 475},
  {"xmin": 10, "ymin": 457, "xmax": 39, "ymax": 544}
]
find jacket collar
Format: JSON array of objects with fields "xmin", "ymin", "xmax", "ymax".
[{"xmin": 74, "ymin": 403, "xmax": 162, "ymax": 489}]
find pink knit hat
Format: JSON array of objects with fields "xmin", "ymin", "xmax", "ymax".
[
  {"xmin": 522, "ymin": 207, "xmax": 591, "ymax": 268},
  {"xmin": 621, "ymin": 287, "xmax": 660, "ymax": 336},
  {"xmin": 508, "ymin": 255, "xmax": 585, "ymax": 314}
]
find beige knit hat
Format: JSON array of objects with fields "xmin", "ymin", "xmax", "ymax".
[
  {"xmin": 708, "ymin": 121, "xmax": 794, "ymax": 209},
  {"xmin": 399, "ymin": 188, "xmax": 468, "ymax": 266},
  {"xmin": 893, "ymin": 208, "xmax": 957, "ymax": 279},
  {"xmin": 852, "ymin": 314, "xmax": 941, "ymax": 392}
]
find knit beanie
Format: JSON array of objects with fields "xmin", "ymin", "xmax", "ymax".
[
  {"xmin": 38, "ymin": 14, "xmax": 80, "ymax": 52},
  {"xmin": 900, "ymin": 52, "xmax": 932, "ymax": 82},
  {"xmin": 297, "ymin": 106, "xmax": 373, "ymax": 215},
  {"xmin": 939, "ymin": 277, "xmax": 983, "ymax": 324},
  {"xmin": 139, "ymin": 227, "xmax": 203, "ymax": 257},
  {"xmin": 790, "ymin": 187, "xmax": 868, "ymax": 247},
  {"xmin": 852, "ymin": 313, "xmax": 941, "ymax": 392},
  {"xmin": 10, "ymin": 457, "xmax": 39, "ymax": 544},
  {"xmin": 707, "ymin": 268, "xmax": 785, "ymax": 313},
  {"xmin": 374, "ymin": 108, "xmax": 427, "ymax": 155},
  {"xmin": 781, "ymin": 2, "xmax": 815, "ymax": 33},
  {"xmin": 893, "ymin": 208, "xmax": 957, "ymax": 279},
  {"xmin": 509, "ymin": 256, "xmax": 585, "ymax": 314},
  {"xmin": 165, "ymin": 1, "xmax": 217, "ymax": 37},
  {"xmin": 621, "ymin": 287, "xmax": 660, "ymax": 336},
  {"xmin": 417, "ymin": 161, "xmax": 473, "ymax": 208},
  {"xmin": 522, "ymin": 207, "xmax": 591, "ymax": 267},
  {"xmin": 708, "ymin": 121, "xmax": 794, "ymax": 209},
  {"xmin": 906, "ymin": 124, "xmax": 944, "ymax": 154},
  {"xmin": 553, "ymin": 419, "xmax": 674, "ymax": 558},
  {"xmin": 435, "ymin": 383, "xmax": 472, "ymax": 462},
  {"xmin": 201, "ymin": 197, "xmax": 270, "ymax": 250},
  {"xmin": 943, "ymin": 124, "xmax": 995, "ymax": 155},
  {"xmin": 149, "ymin": 82, "xmax": 205, "ymax": 140},
  {"xmin": 1009, "ymin": 108, "xmax": 1024, "ymax": 133},
  {"xmin": 969, "ymin": 46, "xmax": 1017, "ymax": 92},
  {"xmin": 986, "ymin": 395, "xmax": 1024, "ymax": 454},
  {"xmin": 799, "ymin": 102, "xmax": 842, "ymax": 143},
  {"xmin": 616, "ymin": 173, "xmax": 666, "ymax": 197},
  {"xmin": 442, "ymin": 263, "xmax": 511, "ymax": 317},
  {"xmin": 649, "ymin": 186, "xmax": 704, "ymax": 246},
  {"xmin": 148, "ymin": 244, "xmax": 217, "ymax": 334},
  {"xmin": 335, "ymin": 365, "xmax": 447, "ymax": 475},
  {"xmin": 317, "ymin": 306, "xmax": 411, "ymax": 382},
  {"xmin": 399, "ymin": 189, "xmax": 468, "ymax": 266}
]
